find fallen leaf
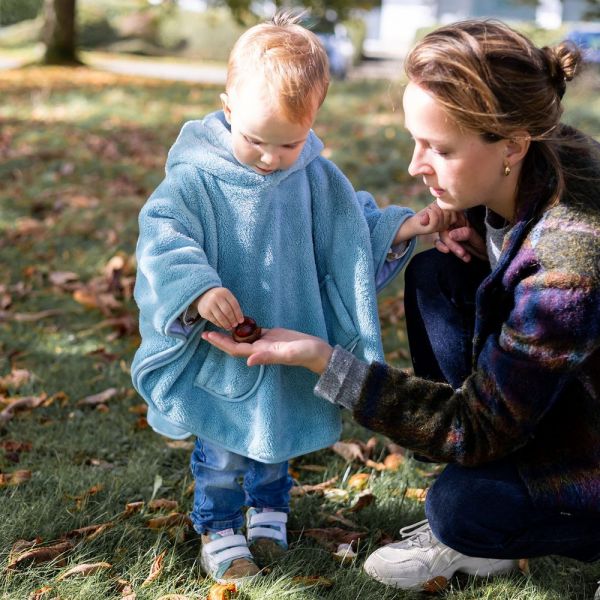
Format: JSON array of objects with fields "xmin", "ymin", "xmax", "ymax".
[
  {"xmin": 63, "ymin": 522, "xmax": 112, "ymax": 541},
  {"xmin": 128, "ymin": 404, "xmax": 148, "ymax": 416},
  {"xmin": 422, "ymin": 575, "xmax": 448, "ymax": 593},
  {"xmin": 291, "ymin": 576, "xmax": 334, "ymax": 589},
  {"xmin": 332, "ymin": 542, "xmax": 357, "ymax": 564},
  {"xmin": 57, "ymin": 561, "xmax": 112, "ymax": 580},
  {"xmin": 291, "ymin": 476, "xmax": 339, "ymax": 496},
  {"xmin": 0, "ymin": 394, "xmax": 47, "ymax": 425},
  {"xmin": 405, "ymin": 487, "xmax": 428, "ymax": 502},
  {"xmin": 123, "ymin": 500, "xmax": 145, "ymax": 515},
  {"xmin": 77, "ymin": 387, "xmax": 119, "ymax": 407},
  {"xmin": 346, "ymin": 490, "xmax": 376, "ymax": 513},
  {"xmin": 147, "ymin": 512, "xmax": 191, "ymax": 530},
  {"xmin": 28, "ymin": 586, "xmax": 54, "ymax": 600},
  {"xmin": 0, "ymin": 368, "xmax": 32, "ymax": 391},
  {"xmin": 207, "ymin": 582, "xmax": 237, "ymax": 599},
  {"xmin": 157, "ymin": 596, "xmax": 189, "ymax": 600},
  {"xmin": 165, "ymin": 440, "xmax": 194, "ymax": 450},
  {"xmin": 347, "ymin": 473, "xmax": 370, "ymax": 491},
  {"xmin": 141, "ymin": 550, "xmax": 165, "ymax": 586},
  {"xmin": 7, "ymin": 540, "xmax": 73, "ymax": 570},
  {"xmin": 0, "ymin": 309, "xmax": 62, "ymax": 322},
  {"xmin": 323, "ymin": 488, "xmax": 350, "ymax": 502},
  {"xmin": 518, "ymin": 558, "xmax": 530, "ymax": 574},
  {"xmin": 0, "ymin": 470, "xmax": 32, "ymax": 487},
  {"xmin": 148, "ymin": 498, "xmax": 178, "ymax": 512},
  {"xmin": 383, "ymin": 453, "xmax": 404, "ymax": 470},
  {"xmin": 49, "ymin": 271, "xmax": 79, "ymax": 288},
  {"xmin": 300, "ymin": 527, "xmax": 364, "ymax": 551},
  {"xmin": 364, "ymin": 459, "xmax": 387, "ymax": 471}
]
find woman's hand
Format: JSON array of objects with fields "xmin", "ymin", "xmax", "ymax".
[
  {"xmin": 201, "ymin": 327, "xmax": 334, "ymax": 375},
  {"xmin": 434, "ymin": 213, "xmax": 488, "ymax": 262}
]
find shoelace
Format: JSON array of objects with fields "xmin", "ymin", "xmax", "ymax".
[{"xmin": 398, "ymin": 519, "xmax": 435, "ymax": 548}]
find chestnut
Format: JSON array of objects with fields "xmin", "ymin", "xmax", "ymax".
[{"xmin": 232, "ymin": 316, "xmax": 262, "ymax": 343}]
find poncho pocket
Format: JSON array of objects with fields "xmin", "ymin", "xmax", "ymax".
[
  {"xmin": 193, "ymin": 344, "xmax": 265, "ymax": 401},
  {"xmin": 320, "ymin": 274, "xmax": 360, "ymax": 351}
]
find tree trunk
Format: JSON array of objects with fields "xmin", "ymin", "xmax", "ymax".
[{"xmin": 42, "ymin": 0, "xmax": 81, "ymax": 65}]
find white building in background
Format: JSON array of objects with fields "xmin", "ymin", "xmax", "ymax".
[{"xmin": 362, "ymin": 0, "xmax": 594, "ymax": 58}]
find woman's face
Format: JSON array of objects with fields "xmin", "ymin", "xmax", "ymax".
[{"xmin": 402, "ymin": 82, "xmax": 515, "ymax": 219}]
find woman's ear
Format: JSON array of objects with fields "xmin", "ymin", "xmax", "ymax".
[
  {"xmin": 505, "ymin": 131, "xmax": 531, "ymax": 167},
  {"xmin": 220, "ymin": 93, "xmax": 232, "ymax": 123}
]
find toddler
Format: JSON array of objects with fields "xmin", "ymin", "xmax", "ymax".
[{"xmin": 132, "ymin": 12, "xmax": 454, "ymax": 584}]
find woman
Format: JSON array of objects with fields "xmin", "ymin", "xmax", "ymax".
[{"xmin": 202, "ymin": 20, "xmax": 600, "ymax": 592}]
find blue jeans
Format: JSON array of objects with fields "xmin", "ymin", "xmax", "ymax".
[
  {"xmin": 189, "ymin": 438, "xmax": 293, "ymax": 533},
  {"xmin": 404, "ymin": 249, "xmax": 600, "ymax": 561}
]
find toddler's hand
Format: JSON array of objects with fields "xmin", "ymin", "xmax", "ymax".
[
  {"xmin": 197, "ymin": 287, "xmax": 243, "ymax": 330},
  {"xmin": 418, "ymin": 202, "xmax": 458, "ymax": 233}
]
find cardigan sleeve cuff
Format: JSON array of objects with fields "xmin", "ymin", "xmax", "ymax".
[{"xmin": 314, "ymin": 345, "xmax": 370, "ymax": 410}]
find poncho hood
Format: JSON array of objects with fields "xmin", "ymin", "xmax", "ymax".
[{"xmin": 166, "ymin": 111, "xmax": 324, "ymax": 187}]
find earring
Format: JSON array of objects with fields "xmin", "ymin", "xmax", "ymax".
[{"xmin": 504, "ymin": 162, "xmax": 511, "ymax": 176}]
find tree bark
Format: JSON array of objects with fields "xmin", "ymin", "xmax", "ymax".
[{"xmin": 42, "ymin": 0, "xmax": 81, "ymax": 65}]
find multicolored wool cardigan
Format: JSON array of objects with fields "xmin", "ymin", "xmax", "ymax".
[{"xmin": 315, "ymin": 129, "xmax": 600, "ymax": 514}]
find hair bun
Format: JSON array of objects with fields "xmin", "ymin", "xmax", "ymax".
[{"xmin": 542, "ymin": 42, "xmax": 582, "ymax": 97}]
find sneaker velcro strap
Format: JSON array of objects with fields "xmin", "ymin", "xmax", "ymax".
[
  {"xmin": 248, "ymin": 511, "xmax": 288, "ymax": 525},
  {"xmin": 247, "ymin": 511, "xmax": 287, "ymax": 544},
  {"xmin": 204, "ymin": 534, "xmax": 251, "ymax": 556}
]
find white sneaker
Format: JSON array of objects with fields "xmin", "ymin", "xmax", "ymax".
[
  {"xmin": 594, "ymin": 581, "xmax": 600, "ymax": 600},
  {"xmin": 363, "ymin": 519, "xmax": 518, "ymax": 590}
]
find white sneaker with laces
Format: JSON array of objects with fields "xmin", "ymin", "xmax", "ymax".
[{"xmin": 363, "ymin": 519, "xmax": 518, "ymax": 590}]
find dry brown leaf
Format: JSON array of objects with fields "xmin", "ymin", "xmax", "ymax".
[
  {"xmin": 0, "ymin": 470, "xmax": 32, "ymax": 487},
  {"xmin": 0, "ymin": 368, "xmax": 32, "ymax": 391},
  {"xmin": 123, "ymin": 500, "xmax": 145, "ymax": 515},
  {"xmin": 0, "ymin": 309, "xmax": 62, "ymax": 322},
  {"xmin": 28, "ymin": 586, "xmax": 54, "ymax": 600},
  {"xmin": 128, "ymin": 404, "xmax": 148, "ymax": 416},
  {"xmin": 49, "ymin": 271, "xmax": 79, "ymax": 288},
  {"xmin": 134, "ymin": 416, "xmax": 149, "ymax": 430},
  {"xmin": 300, "ymin": 527, "xmax": 364, "ymax": 551},
  {"xmin": 383, "ymin": 453, "xmax": 404, "ymax": 470},
  {"xmin": 63, "ymin": 522, "xmax": 112, "ymax": 541},
  {"xmin": 57, "ymin": 561, "xmax": 112, "ymax": 580},
  {"xmin": 346, "ymin": 490, "xmax": 376, "ymax": 513},
  {"xmin": 291, "ymin": 576, "xmax": 334, "ymax": 588},
  {"xmin": 141, "ymin": 550, "xmax": 165, "ymax": 586},
  {"xmin": 290, "ymin": 476, "xmax": 339, "ymax": 496},
  {"xmin": 518, "ymin": 558, "xmax": 530, "ymax": 574},
  {"xmin": 7, "ymin": 540, "xmax": 73, "ymax": 570},
  {"xmin": 0, "ymin": 394, "xmax": 47, "ymax": 425},
  {"xmin": 0, "ymin": 440, "xmax": 33, "ymax": 453},
  {"xmin": 364, "ymin": 459, "xmax": 387, "ymax": 471},
  {"xmin": 422, "ymin": 575, "xmax": 449, "ymax": 593},
  {"xmin": 9, "ymin": 538, "xmax": 42, "ymax": 565},
  {"xmin": 77, "ymin": 388, "xmax": 119, "ymax": 407},
  {"xmin": 156, "ymin": 595, "xmax": 189, "ymax": 600},
  {"xmin": 148, "ymin": 498, "xmax": 178, "ymax": 512},
  {"xmin": 405, "ymin": 487, "xmax": 428, "ymax": 502},
  {"xmin": 147, "ymin": 512, "xmax": 191, "ymax": 530},
  {"xmin": 207, "ymin": 582, "xmax": 237, "ymax": 599},
  {"xmin": 347, "ymin": 473, "xmax": 370, "ymax": 491}
]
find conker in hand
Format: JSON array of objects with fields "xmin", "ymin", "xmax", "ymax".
[{"xmin": 232, "ymin": 316, "xmax": 262, "ymax": 343}]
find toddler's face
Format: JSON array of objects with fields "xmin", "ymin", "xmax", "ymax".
[{"xmin": 221, "ymin": 80, "xmax": 317, "ymax": 176}]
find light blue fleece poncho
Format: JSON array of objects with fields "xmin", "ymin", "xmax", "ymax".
[{"xmin": 131, "ymin": 111, "xmax": 415, "ymax": 463}]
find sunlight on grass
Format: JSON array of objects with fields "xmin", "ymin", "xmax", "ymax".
[{"xmin": 0, "ymin": 65, "xmax": 599, "ymax": 600}]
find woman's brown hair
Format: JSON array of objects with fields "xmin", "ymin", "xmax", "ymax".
[{"xmin": 404, "ymin": 20, "xmax": 590, "ymax": 215}]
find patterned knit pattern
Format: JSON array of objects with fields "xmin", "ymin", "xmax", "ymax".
[{"xmin": 349, "ymin": 136, "xmax": 600, "ymax": 514}]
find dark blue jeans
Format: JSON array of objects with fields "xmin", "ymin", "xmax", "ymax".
[{"xmin": 404, "ymin": 249, "xmax": 600, "ymax": 561}]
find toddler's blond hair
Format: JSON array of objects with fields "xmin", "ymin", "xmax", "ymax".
[{"xmin": 226, "ymin": 12, "xmax": 330, "ymax": 124}]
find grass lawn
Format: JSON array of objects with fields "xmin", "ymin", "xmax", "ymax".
[{"xmin": 0, "ymin": 63, "xmax": 599, "ymax": 600}]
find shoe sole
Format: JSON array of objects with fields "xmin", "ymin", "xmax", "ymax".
[{"xmin": 199, "ymin": 553, "xmax": 259, "ymax": 586}]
